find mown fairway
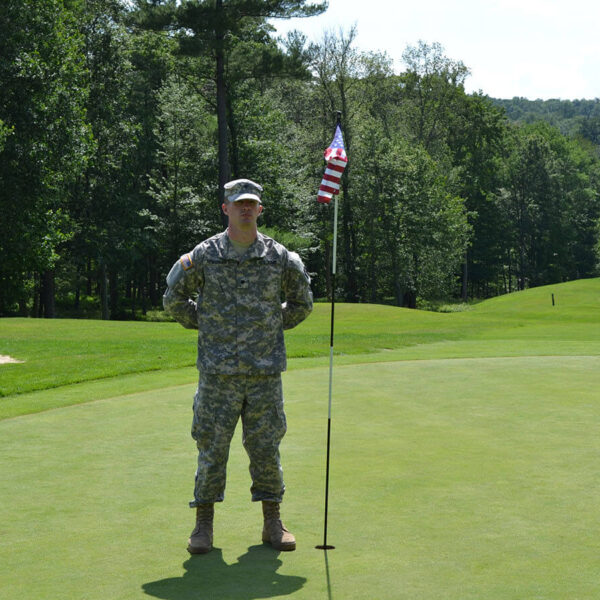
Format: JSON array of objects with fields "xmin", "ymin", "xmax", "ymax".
[{"xmin": 1, "ymin": 279, "xmax": 600, "ymax": 599}]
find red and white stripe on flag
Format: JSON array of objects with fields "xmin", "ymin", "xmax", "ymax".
[{"xmin": 317, "ymin": 125, "xmax": 347, "ymax": 204}]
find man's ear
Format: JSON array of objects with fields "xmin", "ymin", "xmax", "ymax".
[{"xmin": 222, "ymin": 202, "xmax": 229, "ymax": 215}]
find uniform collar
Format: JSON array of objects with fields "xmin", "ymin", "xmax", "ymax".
[{"xmin": 219, "ymin": 230, "xmax": 268, "ymax": 261}]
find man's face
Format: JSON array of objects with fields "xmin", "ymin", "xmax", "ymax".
[{"xmin": 222, "ymin": 198, "xmax": 263, "ymax": 229}]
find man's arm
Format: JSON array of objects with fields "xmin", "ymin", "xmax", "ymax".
[
  {"xmin": 281, "ymin": 251, "xmax": 313, "ymax": 330},
  {"xmin": 163, "ymin": 252, "xmax": 203, "ymax": 330}
]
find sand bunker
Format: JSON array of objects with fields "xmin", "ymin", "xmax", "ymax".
[{"xmin": 0, "ymin": 355, "xmax": 24, "ymax": 364}]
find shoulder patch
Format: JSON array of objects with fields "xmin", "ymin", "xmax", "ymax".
[{"xmin": 179, "ymin": 253, "xmax": 193, "ymax": 271}]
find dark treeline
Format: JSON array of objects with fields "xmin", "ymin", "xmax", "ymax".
[{"xmin": 1, "ymin": 0, "xmax": 600, "ymax": 319}]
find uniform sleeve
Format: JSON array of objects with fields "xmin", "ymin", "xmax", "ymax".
[
  {"xmin": 163, "ymin": 251, "xmax": 203, "ymax": 330},
  {"xmin": 281, "ymin": 251, "xmax": 313, "ymax": 330}
]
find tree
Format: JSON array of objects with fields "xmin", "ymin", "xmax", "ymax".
[
  {"xmin": 496, "ymin": 122, "xmax": 600, "ymax": 291},
  {"xmin": 0, "ymin": 119, "xmax": 12, "ymax": 152},
  {"xmin": 352, "ymin": 122, "xmax": 470, "ymax": 306},
  {"xmin": 0, "ymin": 0, "xmax": 90, "ymax": 316},
  {"xmin": 124, "ymin": 27, "xmax": 178, "ymax": 309},
  {"xmin": 309, "ymin": 27, "xmax": 367, "ymax": 301},
  {"xmin": 66, "ymin": 0, "xmax": 141, "ymax": 319},
  {"xmin": 400, "ymin": 41, "xmax": 470, "ymax": 159},
  {"xmin": 146, "ymin": 72, "xmax": 218, "ymax": 263},
  {"xmin": 128, "ymin": 0, "xmax": 326, "ymax": 223},
  {"xmin": 448, "ymin": 92, "xmax": 509, "ymax": 299}
]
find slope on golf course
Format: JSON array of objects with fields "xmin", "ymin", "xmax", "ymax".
[
  {"xmin": 2, "ymin": 277, "xmax": 600, "ymax": 416},
  {"xmin": 1, "ymin": 278, "xmax": 600, "ymax": 598}
]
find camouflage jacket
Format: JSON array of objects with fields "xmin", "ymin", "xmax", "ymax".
[{"xmin": 163, "ymin": 231, "xmax": 313, "ymax": 375}]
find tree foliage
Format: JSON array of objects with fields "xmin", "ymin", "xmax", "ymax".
[
  {"xmin": 0, "ymin": 0, "xmax": 91, "ymax": 316},
  {"xmin": 1, "ymin": 4, "xmax": 599, "ymax": 318}
]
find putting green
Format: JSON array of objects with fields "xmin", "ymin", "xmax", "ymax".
[{"xmin": 2, "ymin": 355, "xmax": 600, "ymax": 599}]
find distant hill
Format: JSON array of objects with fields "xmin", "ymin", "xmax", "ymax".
[{"xmin": 491, "ymin": 97, "xmax": 600, "ymax": 144}]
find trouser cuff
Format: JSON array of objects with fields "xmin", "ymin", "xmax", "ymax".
[
  {"xmin": 251, "ymin": 488, "xmax": 285, "ymax": 503},
  {"xmin": 189, "ymin": 497, "xmax": 223, "ymax": 508}
]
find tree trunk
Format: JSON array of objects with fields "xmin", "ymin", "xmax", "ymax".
[
  {"xmin": 99, "ymin": 261, "xmax": 109, "ymax": 320},
  {"xmin": 227, "ymin": 95, "xmax": 240, "ymax": 178},
  {"xmin": 390, "ymin": 246, "xmax": 402, "ymax": 307},
  {"xmin": 130, "ymin": 281, "xmax": 137, "ymax": 319},
  {"xmin": 148, "ymin": 257, "xmax": 159, "ymax": 306},
  {"xmin": 18, "ymin": 298, "xmax": 28, "ymax": 317},
  {"xmin": 368, "ymin": 214, "xmax": 377, "ymax": 303},
  {"xmin": 141, "ymin": 277, "xmax": 147, "ymax": 316},
  {"xmin": 215, "ymin": 0, "xmax": 230, "ymax": 228},
  {"xmin": 33, "ymin": 273, "xmax": 40, "ymax": 317},
  {"xmin": 394, "ymin": 280, "xmax": 403, "ymax": 307},
  {"xmin": 40, "ymin": 270, "xmax": 56, "ymax": 318},
  {"xmin": 86, "ymin": 257, "xmax": 93, "ymax": 296},
  {"xmin": 338, "ymin": 102, "xmax": 358, "ymax": 302},
  {"xmin": 403, "ymin": 290, "xmax": 417, "ymax": 309},
  {"xmin": 340, "ymin": 184, "xmax": 358, "ymax": 301},
  {"xmin": 75, "ymin": 264, "xmax": 81, "ymax": 310},
  {"xmin": 109, "ymin": 268, "xmax": 118, "ymax": 318},
  {"xmin": 461, "ymin": 254, "xmax": 468, "ymax": 301}
]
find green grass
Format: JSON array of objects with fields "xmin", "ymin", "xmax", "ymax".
[
  {"xmin": 2, "ymin": 277, "xmax": 600, "ymax": 404},
  {"xmin": 1, "ymin": 278, "xmax": 600, "ymax": 598},
  {"xmin": 1, "ymin": 357, "xmax": 599, "ymax": 599},
  {"xmin": 0, "ymin": 319, "xmax": 197, "ymax": 398}
]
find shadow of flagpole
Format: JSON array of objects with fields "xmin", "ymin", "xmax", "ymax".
[{"xmin": 324, "ymin": 548, "xmax": 334, "ymax": 600}]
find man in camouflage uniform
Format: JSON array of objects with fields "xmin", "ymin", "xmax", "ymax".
[{"xmin": 163, "ymin": 178, "xmax": 313, "ymax": 554}]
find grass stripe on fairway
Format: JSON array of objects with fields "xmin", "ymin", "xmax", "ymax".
[
  {"xmin": 2, "ymin": 355, "xmax": 600, "ymax": 599},
  {"xmin": 0, "ymin": 366, "xmax": 198, "ymax": 421}
]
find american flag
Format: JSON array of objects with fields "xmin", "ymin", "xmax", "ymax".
[{"xmin": 317, "ymin": 125, "xmax": 347, "ymax": 204}]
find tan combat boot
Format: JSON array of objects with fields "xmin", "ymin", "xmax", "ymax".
[
  {"xmin": 262, "ymin": 501, "xmax": 296, "ymax": 551},
  {"xmin": 187, "ymin": 503, "xmax": 214, "ymax": 554}
]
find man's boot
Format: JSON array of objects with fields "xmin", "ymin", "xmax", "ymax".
[
  {"xmin": 262, "ymin": 501, "xmax": 296, "ymax": 551},
  {"xmin": 187, "ymin": 503, "xmax": 214, "ymax": 554}
]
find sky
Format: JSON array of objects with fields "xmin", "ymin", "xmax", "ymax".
[{"xmin": 270, "ymin": 0, "xmax": 600, "ymax": 100}]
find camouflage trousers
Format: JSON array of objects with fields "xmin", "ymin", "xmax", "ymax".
[{"xmin": 189, "ymin": 372, "xmax": 287, "ymax": 507}]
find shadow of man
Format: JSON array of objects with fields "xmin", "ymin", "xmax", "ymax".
[{"xmin": 142, "ymin": 544, "xmax": 307, "ymax": 600}]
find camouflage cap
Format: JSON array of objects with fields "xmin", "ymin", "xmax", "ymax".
[{"xmin": 224, "ymin": 179, "xmax": 263, "ymax": 204}]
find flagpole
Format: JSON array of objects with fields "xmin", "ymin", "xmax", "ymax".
[{"xmin": 316, "ymin": 110, "xmax": 342, "ymax": 551}]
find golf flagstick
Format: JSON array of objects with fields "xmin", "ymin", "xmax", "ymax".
[
  {"xmin": 316, "ymin": 112, "xmax": 346, "ymax": 551},
  {"xmin": 315, "ymin": 193, "xmax": 337, "ymax": 551}
]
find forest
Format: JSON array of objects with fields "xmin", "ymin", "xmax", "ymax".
[{"xmin": 1, "ymin": 0, "xmax": 600, "ymax": 319}]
